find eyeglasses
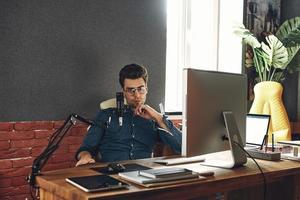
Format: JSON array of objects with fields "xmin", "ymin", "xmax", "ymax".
[{"xmin": 124, "ymin": 86, "xmax": 147, "ymax": 95}]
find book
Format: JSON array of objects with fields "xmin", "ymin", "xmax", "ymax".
[
  {"xmin": 138, "ymin": 167, "xmax": 193, "ymax": 179},
  {"xmin": 66, "ymin": 175, "xmax": 129, "ymax": 192},
  {"xmin": 118, "ymin": 170, "xmax": 205, "ymax": 187}
]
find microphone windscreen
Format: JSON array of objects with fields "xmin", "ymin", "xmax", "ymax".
[{"xmin": 116, "ymin": 92, "xmax": 124, "ymax": 117}]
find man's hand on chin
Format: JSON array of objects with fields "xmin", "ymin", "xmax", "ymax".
[
  {"xmin": 135, "ymin": 104, "xmax": 171, "ymax": 133},
  {"xmin": 135, "ymin": 104, "xmax": 159, "ymax": 120}
]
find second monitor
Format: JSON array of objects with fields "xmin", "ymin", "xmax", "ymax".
[{"xmin": 182, "ymin": 68, "xmax": 247, "ymax": 168}]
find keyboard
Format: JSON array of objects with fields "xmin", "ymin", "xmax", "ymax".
[
  {"xmin": 154, "ymin": 156, "xmax": 205, "ymax": 165},
  {"xmin": 201, "ymin": 160, "xmax": 235, "ymax": 169}
]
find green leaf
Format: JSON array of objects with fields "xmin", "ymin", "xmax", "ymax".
[
  {"xmin": 234, "ymin": 25, "xmax": 261, "ymax": 48},
  {"xmin": 263, "ymin": 35, "xmax": 288, "ymax": 69},
  {"xmin": 276, "ymin": 17, "xmax": 300, "ymax": 68},
  {"xmin": 253, "ymin": 48, "xmax": 269, "ymax": 81},
  {"xmin": 286, "ymin": 53, "xmax": 300, "ymax": 73},
  {"xmin": 244, "ymin": 35, "xmax": 261, "ymax": 48},
  {"xmin": 281, "ymin": 28, "xmax": 300, "ymax": 47},
  {"xmin": 272, "ymin": 71, "xmax": 285, "ymax": 82}
]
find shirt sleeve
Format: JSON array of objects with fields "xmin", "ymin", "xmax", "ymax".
[
  {"xmin": 75, "ymin": 110, "xmax": 107, "ymax": 160},
  {"xmin": 157, "ymin": 115, "xmax": 182, "ymax": 153}
]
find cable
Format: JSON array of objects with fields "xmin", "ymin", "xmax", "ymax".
[{"xmin": 233, "ymin": 141, "xmax": 267, "ymax": 200}]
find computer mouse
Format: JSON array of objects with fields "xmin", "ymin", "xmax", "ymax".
[{"xmin": 106, "ymin": 163, "xmax": 126, "ymax": 173}]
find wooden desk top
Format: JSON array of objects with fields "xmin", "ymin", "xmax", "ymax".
[{"xmin": 36, "ymin": 153, "xmax": 300, "ymax": 200}]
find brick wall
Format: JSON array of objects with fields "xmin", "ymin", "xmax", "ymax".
[
  {"xmin": 0, "ymin": 118, "xmax": 182, "ymax": 200},
  {"xmin": 0, "ymin": 121, "xmax": 88, "ymax": 200}
]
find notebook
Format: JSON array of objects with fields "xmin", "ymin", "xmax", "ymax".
[
  {"xmin": 246, "ymin": 114, "xmax": 270, "ymax": 147},
  {"xmin": 66, "ymin": 175, "xmax": 129, "ymax": 192}
]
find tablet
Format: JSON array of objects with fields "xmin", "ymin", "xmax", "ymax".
[{"xmin": 66, "ymin": 175, "xmax": 129, "ymax": 192}]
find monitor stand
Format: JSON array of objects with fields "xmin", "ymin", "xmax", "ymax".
[{"xmin": 201, "ymin": 111, "xmax": 247, "ymax": 169}]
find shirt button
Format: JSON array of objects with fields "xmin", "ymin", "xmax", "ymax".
[
  {"xmin": 131, "ymin": 144, "xmax": 134, "ymax": 147},
  {"xmin": 132, "ymin": 135, "xmax": 135, "ymax": 138},
  {"xmin": 132, "ymin": 124, "xmax": 135, "ymax": 127}
]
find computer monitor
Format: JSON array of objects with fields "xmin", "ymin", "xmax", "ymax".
[{"xmin": 182, "ymin": 68, "xmax": 247, "ymax": 168}]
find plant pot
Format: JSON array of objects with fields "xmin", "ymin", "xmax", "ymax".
[{"xmin": 250, "ymin": 81, "xmax": 291, "ymax": 142}]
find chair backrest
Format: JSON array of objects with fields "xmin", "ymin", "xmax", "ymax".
[{"xmin": 100, "ymin": 98, "xmax": 127, "ymax": 110}]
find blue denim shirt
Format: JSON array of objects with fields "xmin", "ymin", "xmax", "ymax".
[{"xmin": 76, "ymin": 108, "xmax": 182, "ymax": 162}]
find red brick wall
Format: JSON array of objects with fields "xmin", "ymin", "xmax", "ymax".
[{"xmin": 0, "ymin": 121, "xmax": 88, "ymax": 200}]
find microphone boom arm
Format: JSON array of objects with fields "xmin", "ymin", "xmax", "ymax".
[{"xmin": 27, "ymin": 114, "xmax": 94, "ymax": 191}]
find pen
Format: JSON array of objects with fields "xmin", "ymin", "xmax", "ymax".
[
  {"xmin": 272, "ymin": 133, "xmax": 275, "ymax": 152},
  {"xmin": 260, "ymin": 135, "xmax": 267, "ymax": 150},
  {"xmin": 265, "ymin": 134, "xmax": 268, "ymax": 152}
]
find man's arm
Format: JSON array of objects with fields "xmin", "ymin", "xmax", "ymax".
[
  {"xmin": 156, "ymin": 116, "xmax": 182, "ymax": 153},
  {"xmin": 75, "ymin": 111, "xmax": 106, "ymax": 166}
]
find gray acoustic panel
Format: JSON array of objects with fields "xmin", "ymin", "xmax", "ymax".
[{"xmin": 0, "ymin": 0, "xmax": 166, "ymax": 121}]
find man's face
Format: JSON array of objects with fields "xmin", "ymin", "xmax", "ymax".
[{"xmin": 123, "ymin": 78, "xmax": 147, "ymax": 109}]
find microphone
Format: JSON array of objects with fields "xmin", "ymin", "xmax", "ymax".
[{"xmin": 116, "ymin": 92, "xmax": 124, "ymax": 126}]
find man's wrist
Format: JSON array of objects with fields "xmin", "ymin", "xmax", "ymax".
[
  {"xmin": 155, "ymin": 114, "xmax": 171, "ymax": 131},
  {"xmin": 78, "ymin": 151, "xmax": 92, "ymax": 160},
  {"xmin": 154, "ymin": 113, "xmax": 164, "ymax": 124}
]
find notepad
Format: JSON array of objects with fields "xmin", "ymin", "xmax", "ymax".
[{"xmin": 66, "ymin": 175, "xmax": 129, "ymax": 192}]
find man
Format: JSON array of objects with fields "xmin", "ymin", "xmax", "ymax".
[{"xmin": 75, "ymin": 63, "xmax": 182, "ymax": 166}]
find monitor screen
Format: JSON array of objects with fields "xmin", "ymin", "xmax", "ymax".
[
  {"xmin": 182, "ymin": 69, "xmax": 247, "ymax": 159},
  {"xmin": 246, "ymin": 114, "xmax": 270, "ymax": 146}
]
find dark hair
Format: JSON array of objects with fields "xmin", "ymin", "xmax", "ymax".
[{"xmin": 119, "ymin": 63, "xmax": 148, "ymax": 88}]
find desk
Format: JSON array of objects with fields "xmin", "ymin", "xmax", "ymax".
[{"xmin": 37, "ymin": 154, "xmax": 300, "ymax": 200}]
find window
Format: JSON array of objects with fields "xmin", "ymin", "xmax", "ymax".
[{"xmin": 165, "ymin": 0, "xmax": 244, "ymax": 112}]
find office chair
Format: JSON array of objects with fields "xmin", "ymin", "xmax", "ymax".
[{"xmin": 100, "ymin": 98, "xmax": 127, "ymax": 110}]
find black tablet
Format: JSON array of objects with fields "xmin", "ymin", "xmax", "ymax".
[{"xmin": 66, "ymin": 175, "xmax": 129, "ymax": 192}]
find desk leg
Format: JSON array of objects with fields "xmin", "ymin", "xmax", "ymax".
[
  {"xmin": 293, "ymin": 174, "xmax": 300, "ymax": 200},
  {"xmin": 207, "ymin": 192, "xmax": 227, "ymax": 200},
  {"xmin": 226, "ymin": 175, "xmax": 296, "ymax": 200}
]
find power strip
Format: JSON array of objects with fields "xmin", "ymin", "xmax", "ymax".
[{"xmin": 246, "ymin": 149, "xmax": 281, "ymax": 161}]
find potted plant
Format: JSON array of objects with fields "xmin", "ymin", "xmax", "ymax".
[{"xmin": 235, "ymin": 17, "xmax": 300, "ymax": 142}]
